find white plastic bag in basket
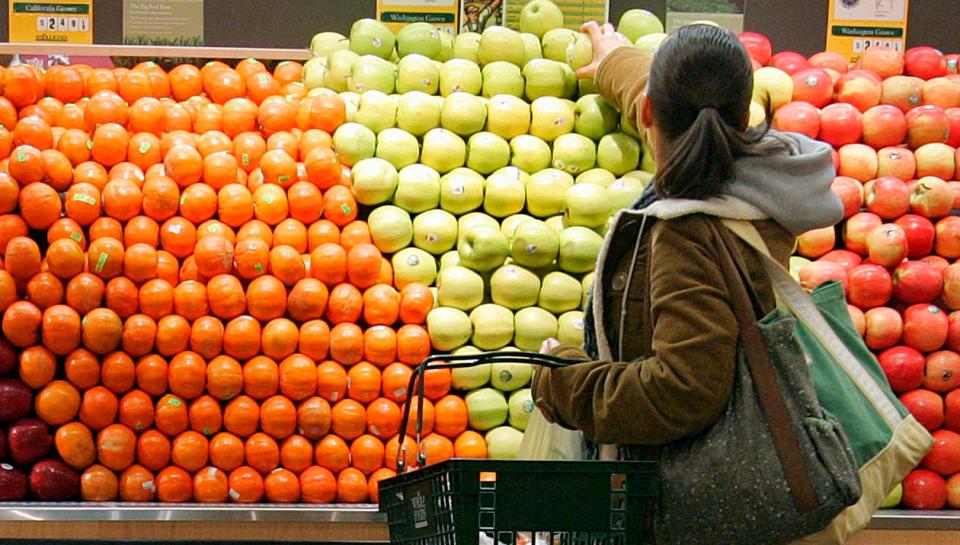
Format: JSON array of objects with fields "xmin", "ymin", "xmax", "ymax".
[{"xmin": 516, "ymin": 407, "xmax": 586, "ymax": 461}]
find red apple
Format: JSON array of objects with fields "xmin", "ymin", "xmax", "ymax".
[
  {"xmin": 950, "ymin": 181, "xmax": 960, "ymax": 210},
  {"xmin": 820, "ymin": 249, "xmax": 863, "ymax": 270},
  {"xmin": 0, "ymin": 337, "xmax": 15, "ymax": 376},
  {"xmin": 943, "ymin": 263, "xmax": 960, "ymax": 309},
  {"xmin": 876, "ymin": 146, "xmax": 917, "ymax": 180},
  {"xmin": 944, "ymin": 388, "xmax": 960, "ymax": 432},
  {"xmin": 809, "ymin": 51, "xmax": 849, "ymax": 74},
  {"xmin": 947, "ymin": 311, "xmax": 960, "ymax": 351},
  {"xmin": 924, "ymin": 350, "xmax": 960, "ymax": 393},
  {"xmin": 923, "ymin": 429, "xmax": 960, "ymax": 475},
  {"xmin": 823, "ymin": 68, "xmax": 843, "ymax": 85},
  {"xmin": 900, "ymin": 389, "xmax": 945, "ymax": 431},
  {"xmin": 906, "ymin": 104, "xmax": 950, "ymax": 148},
  {"xmin": 910, "ymin": 176, "xmax": 954, "ymax": 219},
  {"xmin": 847, "ymin": 263, "xmax": 893, "ymax": 308},
  {"xmin": 834, "ymin": 69, "xmax": 883, "ymax": 112},
  {"xmin": 838, "ymin": 143, "xmax": 878, "ymax": 182},
  {"xmin": 937, "ymin": 217, "xmax": 960, "ymax": 259},
  {"xmin": 0, "ymin": 431, "xmax": 5, "ymax": 459},
  {"xmin": 893, "ymin": 214, "xmax": 936, "ymax": 258},
  {"xmin": 796, "ymin": 226, "xmax": 836, "ymax": 259},
  {"xmin": 881, "ymin": 75, "xmax": 924, "ymax": 112},
  {"xmin": 879, "ymin": 345, "xmax": 926, "ymax": 392},
  {"xmin": 791, "ymin": 68, "xmax": 834, "ymax": 108},
  {"xmin": 830, "ymin": 176, "xmax": 864, "ymax": 219},
  {"xmin": 948, "ymin": 472, "xmax": 960, "ymax": 509},
  {"xmin": 29, "ymin": 458, "xmax": 80, "ymax": 501},
  {"xmin": 769, "ymin": 51, "xmax": 810, "ymax": 76},
  {"xmin": 894, "ymin": 260, "xmax": 944, "ymax": 304},
  {"xmin": 860, "ymin": 46, "xmax": 905, "ymax": 79},
  {"xmin": 848, "ymin": 304, "xmax": 866, "ymax": 336},
  {"xmin": 906, "ymin": 47, "xmax": 948, "ymax": 80},
  {"xmin": 865, "ymin": 177, "xmax": 909, "ymax": 219},
  {"xmin": 0, "ymin": 378, "xmax": 32, "ymax": 423},
  {"xmin": 832, "ymin": 147, "xmax": 840, "ymax": 170},
  {"xmin": 946, "ymin": 108, "xmax": 960, "ymax": 148},
  {"xmin": 843, "ymin": 212, "xmax": 883, "ymax": 255},
  {"xmin": 799, "ymin": 261, "xmax": 847, "ymax": 292},
  {"xmin": 862, "ymin": 105, "xmax": 907, "ymax": 148},
  {"xmin": 903, "ymin": 303, "xmax": 949, "ymax": 352},
  {"xmin": 915, "ymin": 143, "xmax": 957, "ymax": 180},
  {"xmin": 923, "ymin": 77, "xmax": 960, "ymax": 110},
  {"xmin": 922, "ymin": 255, "xmax": 950, "ymax": 275},
  {"xmin": 866, "ymin": 224, "xmax": 908, "ymax": 268},
  {"xmin": 819, "ymin": 103, "xmax": 863, "ymax": 147},
  {"xmin": 865, "ymin": 306, "xmax": 903, "ymax": 350},
  {"xmin": 738, "ymin": 32, "xmax": 772, "ymax": 65},
  {"xmin": 903, "ymin": 469, "xmax": 948, "ymax": 509},
  {"xmin": 772, "ymin": 101, "xmax": 820, "ymax": 139},
  {"xmin": 7, "ymin": 418, "xmax": 52, "ymax": 466},
  {"xmin": 0, "ymin": 463, "xmax": 28, "ymax": 501}
]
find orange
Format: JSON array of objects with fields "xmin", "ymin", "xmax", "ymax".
[
  {"xmin": 206, "ymin": 354, "xmax": 242, "ymax": 401},
  {"xmin": 367, "ymin": 467, "xmax": 396, "ymax": 503},
  {"xmin": 96, "ymin": 423, "xmax": 137, "ymax": 471},
  {"xmin": 190, "ymin": 315, "xmax": 225, "ymax": 360},
  {"xmin": 304, "ymin": 146, "xmax": 341, "ymax": 189},
  {"xmin": 155, "ymin": 250, "xmax": 181, "ymax": 285},
  {"xmin": 41, "ymin": 148, "xmax": 74, "ymax": 191},
  {"xmin": 246, "ymin": 275, "xmax": 287, "ymax": 321},
  {"xmin": 18, "ymin": 181, "xmax": 62, "ymax": 230},
  {"xmin": 298, "ymin": 319, "xmax": 330, "ymax": 361},
  {"xmin": 163, "ymin": 102, "xmax": 193, "ymax": 132},
  {"xmin": 4, "ymin": 301, "xmax": 42, "ymax": 348},
  {"xmin": 172, "ymin": 430, "xmax": 209, "ymax": 472},
  {"xmin": 155, "ymin": 393, "xmax": 189, "ymax": 437},
  {"xmin": 193, "ymin": 235, "xmax": 234, "ymax": 278},
  {"xmin": 189, "ymin": 394, "xmax": 223, "ymax": 436},
  {"xmin": 206, "ymin": 68, "xmax": 246, "ymax": 105},
  {"xmin": 264, "ymin": 467, "xmax": 300, "ymax": 503},
  {"xmin": 128, "ymin": 98, "xmax": 166, "ymax": 136},
  {"xmin": 0, "ymin": 215, "xmax": 30, "ymax": 258},
  {"xmin": 45, "ymin": 65, "xmax": 85, "ymax": 103},
  {"xmin": 156, "ymin": 466, "xmax": 193, "ymax": 502},
  {"xmin": 36, "ymin": 380, "xmax": 80, "ymax": 426},
  {"xmin": 218, "ymin": 183, "xmax": 254, "ymax": 227},
  {"xmin": 137, "ymin": 429, "xmax": 172, "ymax": 472},
  {"xmin": 193, "ymin": 466, "xmax": 230, "ymax": 503},
  {"xmin": 173, "ymin": 280, "xmax": 208, "ymax": 321},
  {"xmin": 164, "ymin": 144, "xmax": 203, "ymax": 187},
  {"xmin": 233, "ymin": 237, "xmax": 270, "ymax": 280},
  {"xmin": 86, "ymin": 236, "xmax": 125, "ymax": 280},
  {"xmin": 423, "ymin": 369, "xmax": 452, "ymax": 401},
  {"xmin": 193, "ymin": 103, "xmax": 224, "ymax": 134},
  {"xmin": 81, "ymin": 464, "xmax": 119, "ymax": 501},
  {"xmin": 26, "ymin": 272, "xmax": 65, "ymax": 310},
  {"xmin": 397, "ymin": 325, "xmax": 431, "ymax": 366},
  {"xmin": 233, "ymin": 131, "xmax": 266, "ymax": 173},
  {"xmin": 102, "ymin": 179, "xmax": 143, "ymax": 221},
  {"xmin": 296, "ymin": 94, "xmax": 346, "ymax": 133},
  {"xmin": 79, "ymin": 385, "xmax": 118, "ymax": 431},
  {"xmin": 348, "ymin": 362, "xmax": 382, "ymax": 404},
  {"xmin": 57, "ymin": 128, "xmax": 93, "ymax": 166},
  {"xmin": 384, "ymin": 435, "xmax": 419, "ymax": 471},
  {"xmin": 124, "ymin": 216, "xmax": 161, "ymax": 249},
  {"xmin": 286, "ymin": 181, "xmax": 323, "ymax": 224},
  {"xmin": 326, "ymin": 283, "xmax": 362, "ymax": 325},
  {"xmin": 135, "ymin": 354, "xmax": 168, "ymax": 397},
  {"xmin": 420, "ymin": 433, "xmax": 454, "ymax": 466},
  {"xmin": 347, "ymin": 243, "xmax": 383, "ymax": 289},
  {"xmin": 258, "ymin": 149, "xmax": 298, "ymax": 187},
  {"xmin": 245, "ymin": 73, "xmax": 281, "ymax": 106},
  {"xmin": 90, "ymin": 123, "xmax": 129, "ymax": 167},
  {"xmin": 54, "ymin": 103, "xmax": 87, "ymax": 132},
  {"xmin": 228, "ymin": 465, "xmax": 265, "ymax": 503},
  {"xmin": 73, "ymin": 161, "xmax": 109, "ymax": 191},
  {"xmin": 405, "ymin": 397, "xmax": 435, "ymax": 436},
  {"xmin": 314, "ymin": 434, "xmax": 350, "ymax": 473},
  {"xmin": 310, "ymin": 243, "xmax": 347, "ymax": 287},
  {"xmin": 222, "ymin": 98, "xmax": 258, "ymax": 138},
  {"xmin": 337, "ymin": 467, "xmax": 368, "ymax": 503},
  {"xmin": 260, "ymin": 395, "xmax": 297, "ymax": 440},
  {"xmin": 296, "ymin": 129, "xmax": 332, "ymax": 161},
  {"xmin": 169, "ymin": 64, "xmax": 203, "ymax": 101},
  {"xmin": 0, "ymin": 270, "xmax": 14, "ymax": 312},
  {"xmin": 4, "ymin": 237, "xmax": 41, "ymax": 281},
  {"xmin": 315, "ymin": 360, "xmax": 347, "ymax": 404},
  {"xmin": 258, "ymin": 96, "xmax": 298, "ymax": 136},
  {"xmin": 399, "ymin": 283, "xmax": 434, "ymax": 325},
  {"xmin": 90, "ymin": 217, "xmax": 125, "ymax": 243},
  {"xmin": 8, "ymin": 144, "xmax": 46, "ymax": 185},
  {"xmin": 119, "ymin": 389, "xmax": 155, "ymax": 432},
  {"xmin": 299, "ymin": 465, "xmax": 337, "ymax": 503},
  {"xmin": 223, "ymin": 315, "xmax": 261, "ymax": 360},
  {"xmin": 339, "ymin": 221, "xmax": 372, "ymax": 253},
  {"xmin": 4, "ymin": 65, "xmax": 41, "ymax": 108},
  {"xmin": 85, "ymin": 90, "xmax": 128, "ymax": 130},
  {"xmin": 272, "ymin": 218, "xmax": 308, "ymax": 252},
  {"xmin": 242, "ymin": 355, "xmax": 279, "ymax": 401},
  {"xmin": 179, "ymin": 182, "xmax": 218, "ymax": 223},
  {"xmin": 203, "ymin": 151, "xmax": 239, "ymax": 190},
  {"xmin": 104, "ymin": 277, "xmax": 139, "ymax": 320},
  {"xmin": 141, "ymin": 176, "xmax": 180, "ymax": 221},
  {"xmin": 331, "ymin": 398, "xmax": 367, "ymax": 441},
  {"xmin": 13, "ymin": 115, "xmax": 53, "ymax": 150},
  {"xmin": 65, "ymin": 348, "xmax": 101, "ymax": 390},
  {"xmin": 453, "ymin": 431, "xmax": 488, "ymax": 459},
  {"xmin": 118, "ymin": 69, "xmax": 154, "ymax": 103},
  {"xmin": 41, "ymin": 304, "xmax": 82, "ymax": 356},
  {"xmin": 122, "ymin": 243, "xmax": 158, "ymax": 285},
  {"xmin": 363, "ymin": 284, "xmax": 400, "ymax": 326},
  {"xmin": 100, "ymin": 351, "xmax": 136, "ymax": 394},
  {"xmin": 55, "ymin": 421, "xmax": 96, "ymax": 470},
  {"xmin": 47, "ymin": 218, "xmax": 87, "ymax": 250},
  {"xmin": 351, "ymin": 434, "xmax": 385, "ymax": 475},
  {"xmin": 167, "ymin": 351, "xmax": 207, "ymax": 400},
  {"xmin": 279, "ymin": 434, "xmax": 313, "ymax": 474},
  {"xmin": 268, "ymin": 244, "xmax": 306, "ymax": 286},
  {"xmin": 278, "ymin": 353, "xmax": 317, "ymax": 401},
  {"xmin": 329, "ymin": 322, "xmax": 364, "ymax": 365},
  {"xmin": 366, "ymin": 397, "xmax": 402, "ymax": 440},
  {"xmin": 364, "ymin": 326, "xmax": 397, "ymax": 367},
  {"xmin": 155, "ymin": 314, "xmax": 192, "ymax": 356},
  {"xmin": 118, "ymin": 464, "xmax": 156, "ymax": 502},
  {"xmin": 207, "ymin": 274, "xmax": 247, "ymax": 319},
  {"xmin": 286, "ymin": 278, "xmax": 328, "ymax": 322},
  {"xmin": 138, "ymin": 278, "xmax": 174, "ymax": 319},
  {"xmin": 209, "ymin": 432, "xmax": 245, "ymax": 472},
  {"xmin": 245, "ymin": 431, "xmax": 280, "ymax": 474},
  {"xmin": 223, "ymin": 395, "xmax": 260, "ymax": 438}
]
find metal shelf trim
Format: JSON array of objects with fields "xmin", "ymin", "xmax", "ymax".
[
  {"xmin": 0, "ymin": 503, "xmax": 387, "ymax": 522},
  {"xmin": 869, "ymin": 510, "xmax": 960, "ymax": 530}
]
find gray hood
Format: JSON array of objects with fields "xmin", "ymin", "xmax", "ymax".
[{"xmin": 724, "ymin": 130, "xmax": 843, "ymax": 236}]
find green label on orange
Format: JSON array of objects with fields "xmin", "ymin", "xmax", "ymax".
[
  {"xmin": 16, "ymin": 151, "xmax": 25, "ymax": 163},
  {"xmin": 341, "ymin": 204, "xmax": 352, "ymax": 215},
  {"xmin": 168, "ymin": 398, "xmax": 182, "ymax": 408},
  {"xmin": 86, "ymin": 140, "xmax": 93, "ymax": 149},
  {"xmin": 139, "ymin": 142, "xmax": 151, "ymax": 154},
  {"xmin": 255, "ymin": 263, "xmax": 264, "ymax": 273},
  {"xmin": 263, "ymin": 194, "xmax": 274, "ymax": 204},
  {"xmin": 180, "ymin": 194, "xmax": 187, "ymax": 205},
  {"xmin": 72, "ymin": 193, "xmax": 97, "ymax": 205},
  {"xmin": 94, "ymin": 252, "xmax": 108, "ymax": 272},
  {"xmin": 242, "ymin": 153, "xmax": 250, "ymax": 166},
  {"xmin": 70, "ymin": 232, "xmax": 83, "ymax": 242},
  {"xmin": 278, "ymin": 176, "xmax": 289, "ymax": 183}
]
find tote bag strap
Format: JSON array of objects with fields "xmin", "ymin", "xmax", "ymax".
[{"xmin": 720, "ymin": 218, "xmax": 904, "ymax": 430}]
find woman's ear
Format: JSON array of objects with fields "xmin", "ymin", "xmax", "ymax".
[{"xmin": 640, "ymin": 93, "xmax": 653, "ymax": 128}]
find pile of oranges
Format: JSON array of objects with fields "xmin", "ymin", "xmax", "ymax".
[{"xmin": 0, "ymin": 58, "xmax": 487, "ymax": 504}]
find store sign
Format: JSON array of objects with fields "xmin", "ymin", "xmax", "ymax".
[
  {"xmin": 505, "ymin": 0, "xmax": 608, "ymax": 32},
  {"xmin": 8, "ymin": 1, "xmax": 93, "ymax": 43},
  {"xmin": 826, "ymin": 0, "xmax": 910, "ymax": 63},
  {"xmin": 377, "ymin": 0, "xmax": 459, "ymax": 34},
  {"xmin": 122, "ymin": 0, "xmax": 204, "ymax": 46},
  {"xmin": 665, "ymin": 0, "xmax": 744, "ymax": 33}
]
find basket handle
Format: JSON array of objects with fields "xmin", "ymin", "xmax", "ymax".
[{"xmin": 396, "ymin": 350, "xmax": 583, "ymax": 473}]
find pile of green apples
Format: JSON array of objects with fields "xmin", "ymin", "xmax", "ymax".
[{"xmin": 303, "ymin": 1, "xmax": 665, "ymax": 458}]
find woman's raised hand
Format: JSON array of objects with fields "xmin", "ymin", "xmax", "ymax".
[{"xmin": 575, "ymin": 21, "xmax": 633, "ymax": 80}]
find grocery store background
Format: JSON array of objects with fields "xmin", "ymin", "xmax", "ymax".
[{"xmin": 0, "ymin": 0, "xmax": 956, "ymax": 55}]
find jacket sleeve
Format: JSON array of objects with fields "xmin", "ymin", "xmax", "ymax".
[
  {"xmin": 594, "ymin": 46, "xmax": 652, "ymax": 133},
  {"xmin": 532, "ymin": 217, "xmax": 738, "ymax": 445}
]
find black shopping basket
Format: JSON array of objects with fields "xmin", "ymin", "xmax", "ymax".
[{"xmin": 379, "ymin": 350, "xmax": 660, "ymax": 545}]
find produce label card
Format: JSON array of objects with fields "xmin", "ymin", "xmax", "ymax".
[
  {"xmin": 504, "ymin": 0, "xmax": 608, "ymax": 32},
  {"xmin": 826, "ymin": 0, "xmax": 910, "ymax": 62},
  {"xmin": 665, "ymin": 0, "xmax": 744, "ymax": 34},
  {"xmin": 8, "ymin": 1, "xmax": 93, "ymax": 43},
  {"xmin": 378, "ymin": 0, "xmax": 459, "ymax": 34},
  {"xmin": 122, "ymin": 0, "xmax": 204, "ymax": 46}
]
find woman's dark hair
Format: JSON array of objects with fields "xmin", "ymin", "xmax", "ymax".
[{"xmin": 648, "ymin": 24, "xmax": 787, "ymax": 200}]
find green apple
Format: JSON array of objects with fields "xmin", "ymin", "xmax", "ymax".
[
  {"xmin": 353, "ymin": 90, "xmax": 396, "ymax": 133},
  {"xmin": 508, "ymin": 388, "xmax": 535, "ymax": 431},
  {"xmin": 470, "ymin": 303, "xmax": 515, "ymax": 350},
  {"xmin": 484, "ymin": 168, "xmax": 526, "ymax": 218},
  {"xmin": 310, "ymin": 31, "xmax": 349, "ymax": 58},
  {"xmin": 440, "ymin": 59, "xmax": 483, "ymax": 96},
  {"xmin": 519, "ymin": 0, "xmax": 564, "ymax": 38},
  {"xmin": 465, "ymin": 388, "xmax": 508, "ymax": 431},
  {"xmin": 375, "ymin": 128, "xmax": 419, "ymax": 169},
  {"xmin": 332, "ymin": 122, "xmax": 376, "ymax": 166},
  {"xmin": 566, "ymin": 32, "xmax": 592, "ymax": 72},
  {"xmin": 427, "ymin": 307, "xmax": 473, "ymax": 351},
  {"xmin": 514, "ymin": 307, "xmax": 559, "ymax": 351},
  {"xmin": 478, "ymin": 26, "xmax": 526, "ymax": 67},
  {"xmin": 395, "ymin": 164, "xmax": 441, "ymax": 213},
  {"xmin": 439, "ymin": 168, "xmax": 485, "ymax": 214},
  {"xmin": 880, "ymin": 483, "xmax": 903, "ymax": 508},
  {"xmin": 439, "ymin": 29, "xmax": 454, "ymax": 61},
  {"xmin": 396, "ymin": 53, "xmax": 440, "ymax": 94},
  {"xmin": 437, "ymin": 266, "xmax": 485, "ymax": 310},
  {"xmin": 339, "ymin": 91, "xmax": 361, "ymax": 121},
  {"xmin": 302, "ymin": 57, "xmax": 328, "ymax": 91},
  {"xmin": 367, "ymin": 205, "xmax": 413, "ymax": 253},
  {"xmin": 396, "ymin": 22, "xmax": 442, "ymax": 59},
  {"xmin": 490, "ymin": 264, "xmax": 540, "ymax": 310},
  {"xmin": 500, "ymin": 214, "xmax": 534, "ymax": 239},
  {"xmin": 458, "ymin": 225, "xmax": 509, "ymax": 272},
  {"xmin": 451, "ymin": 346, "xmax": 490, "ymax": 390},
  {"xmin": 557, "ymin": 310, "xmax": 585, "ymax": 346},
  {"xmin": 563, "ymin": 183, "xmax": 610, "ymax": 228},
  {"xmin": 552, "ymin": 132, "xmax": 597, "ymax": 175},
  {"xmin": 349, "ymin": 55, "xmax": 397, "ymax": 94},
  {"xmin": 581, "ymin": 271, "xmax": 595, "ymax": 300},
  {"xmin": 559, "ymin": 226, "xmax": 603, "ymax": 273},
  {"xmin": 466, "ymin": 132, "xmax": 510, "ymax": 174},
  {"xmin": 541, "ymin": 28, "xmax": 577, "ymax": 63},
  {"xmin": 487, "ymin": 95, "xmax": 531, "ymax": 140},
  {"xmin": 576, "ymin": 168, "xmax": 615, "ymax": 187},
  {"xmin": 491, "ymin": 361, "xmax": 532, "ymax": 391},
  {"xmin": 522, "ymin": 59, "xmax": 568, "ymax": 101},
  {"xmin": 539, "ymin": 271, "xmax": 582, "ymax": 313},
  {"xmin": 392, "ymin": 247, "xmax": 437, "ymax": 289},
  {"xmin": 509, "ymin": 134, "xmax": 552, "ymax": 174},
  {"xmin": 453, "ymin": 32, "xmax": 481, "ymax": 63},
  {"xmin": 481, "ymin": 62, "xmax": 525, "ymax": 98},
  {"xmin": 439, "ymin": 250, "xmax": 461, "ymax": 270},
  {"xmin": 351, "ymin": 157, "xmax": 399, "ymax": 205},
  {"xmin": 597, "ymin": 132, "xmax": 641, "ymax": 175},
  {"xmin": 546, "ymin": 215, "xmax": 565, "ymax": 234},
  {"xmin": 413, "ymin": 209, "xmax": 458, "ymax": 255},
  {"xmin": 530, "ymin": 97, "xmax": 575, "ymax": 142},
  {"xmin": 440, "ymin": 92, "xmax": 487, "ymax": 136},
  {"xmin": 349, "ymin": 18, "xmax": 396, "ymax": 59},
  {"xmin": 525, "ymin": 168, "xmax": 574, "ymax": 217},
  {"xmin": 421, "ymin": 128, "xmax": 467, "ymax": 174},
  {"xmin": 578, "ymin": 78, "xmax": 597, "ymax": 96},
  {"xmin": 574, "ymin": 94, "xmax": 619, "ymax": 140},
  {"xmin": 325, "ymin": 49, "xmax": 360, "ymax": 92},
  {"xmin": 618, "ymin": 9, "xmax": 665, "ymax": 42},
  {"xmin": 560, "ymin": 63, "xmax": 578, "ymax": 97},
  {"xmin": 458, "ymin": 212, "xmax": 501, "ymax": 237},
  {"xmin": 521, "ymin": 33, "xmax": 544, "ymax": 64},
  {"xmin": 635, "ymin": 32, "xmax": 668, "ymax": 56},
  {"xmin": 749, "ymin": 100, "xmax": 767, "ymax": 128},
  {"xmin": 753, "ymin": 67, "xmax": 794, "ymax": 111},
  {"xmin": 485, "ymin": 425, "xmax": 524, "ymax": 459},
  {"xmin": 510, "ymin": 218, "xmax": 559, "ymax": 269},
  {"xmin": 608, "ymin": 175, "xmax": 647, "ymax": 211},
  {"xmin": 396, "ymin": 91, "xmax": 441, "ymax": 136},
  {"xmin": 641, "ymin": 137, "xmax": 657, "ymax": 174}
]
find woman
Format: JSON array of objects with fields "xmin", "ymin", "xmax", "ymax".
[{"xmin": 532, "ymin": 24, "xmax": 844, "ymax": 454}]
